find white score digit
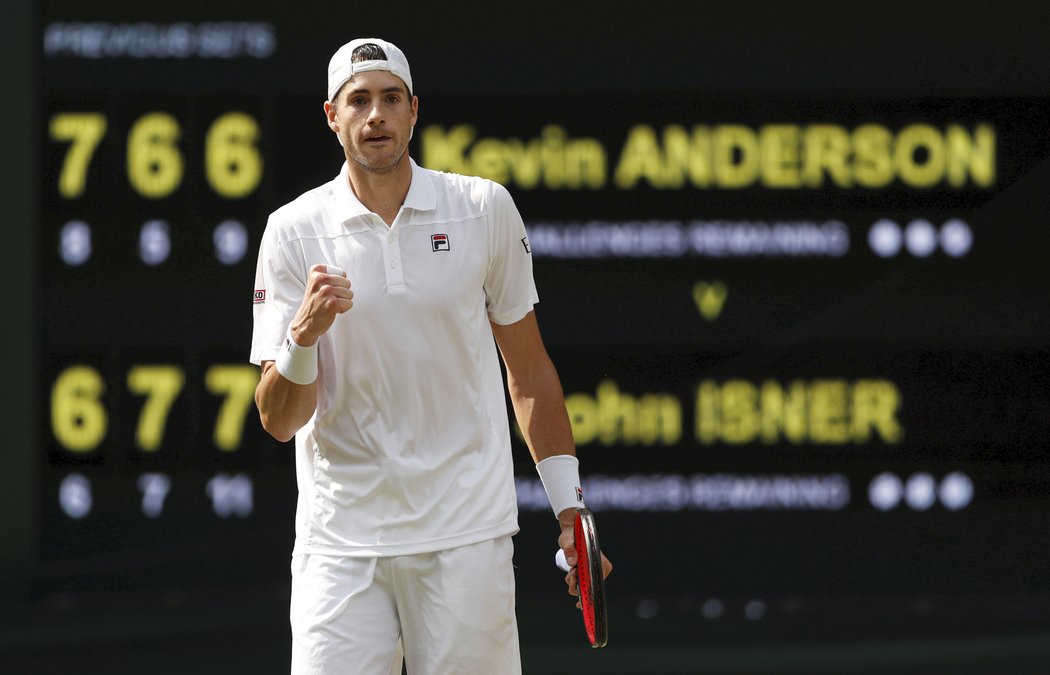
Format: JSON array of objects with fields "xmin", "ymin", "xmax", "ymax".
[
  {"xmin": 206, "ymin": 473, "xmax": 254, "ymax": 518},
  {"xmin": 137, "ymin": 473, "xmax": 172, "ymax": 518},
  {"xmin": 138, "ymin": 219, "xmax": 172, "ymax": 266},
  {"xmin": 59, "ymin": 220, "xmax": 93, "ymax": 266},
  {"xmin": 213, "ymin": 219, "xmax": 249, "ymax": 265},
  {"xmin": 59, "ymin": 473, "xmax": 93, "ymax": 519}
]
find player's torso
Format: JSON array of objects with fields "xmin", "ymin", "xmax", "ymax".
[
  {"xmin": 296, "ymin": 189, "xmax": 500, "ymax": 450},
  {"xmin": 314, "ymin": 211, "xmax": 489, "ymax": 318}
]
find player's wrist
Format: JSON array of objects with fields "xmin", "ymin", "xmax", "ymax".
[
  {"xmin": 536, "ymin": 454, "xmax": 585, "ymax": 518},
  {"xmin": 288, "ymin": 321, "xmax": 318, "ymax": 348},
  {"xmin": 275, "ymin": 326, "xmax": 318, "ymax": 385}
]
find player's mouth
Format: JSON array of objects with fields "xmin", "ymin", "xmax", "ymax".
[{"xmin": 364, "ymin": 135, "xmax": 392, "ymax": 144}]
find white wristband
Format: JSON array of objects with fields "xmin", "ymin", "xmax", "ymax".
[
  {"xmin": 275, "ymin": 328, "xmax": 318, "ymax": 385},
  {"xmin": 535, "ymin": 454, "xmax": 585, "ymax": 518}
]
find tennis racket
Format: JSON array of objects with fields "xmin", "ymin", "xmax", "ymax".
[{"xmin": 555, "ymin": 507, "xmax": 608, "ymax": 648}]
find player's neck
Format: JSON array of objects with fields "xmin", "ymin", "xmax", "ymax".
[{"xmin": 346, "ymin": 156, "xmax": 412, "ymax": 227}]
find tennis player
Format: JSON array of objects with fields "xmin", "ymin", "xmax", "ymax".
[{"xmin": 250, "ymin": 37, "xmax": 611, "ymax": 674}]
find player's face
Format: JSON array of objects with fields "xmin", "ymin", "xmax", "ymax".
[{"xmin": 326, "ymin": 70, "xmax": 418, "ymax": 175}]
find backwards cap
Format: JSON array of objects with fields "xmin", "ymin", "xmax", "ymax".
[{"xmin": 327, "ymin": 38, "xmax": 413, "ymax": 101}]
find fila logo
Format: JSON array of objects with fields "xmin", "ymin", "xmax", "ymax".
[
  {"xmin": 521, "ymin": 236, "xmax": 531, "ymax": 254},
  {"xmin": 575, "ymin": 486, "xmax": 584, "ymax": 502},
  {"xmin": 431, "ymin": 234, "xmax": 451, "ymax": 252},
  {"xmin": 253, "ymin": 289, "xmax": 266, "ymax": 304}
]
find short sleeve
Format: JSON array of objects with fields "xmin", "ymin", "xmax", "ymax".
[
  {"xmin": 483, "ymin": 182, "xmax": 539, "ymax": 325},
  {"xmin": 249, "ymin": 216, "xmax": 308, "ymax": 365}
]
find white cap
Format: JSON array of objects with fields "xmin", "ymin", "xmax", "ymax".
[{"xmin": 327, "ymin": 38, "xmax": 413, "ymax": 101}]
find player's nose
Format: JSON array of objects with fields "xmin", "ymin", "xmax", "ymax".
[{"xmin": 366, "ymin": 102, "xmax": 384, "ymax": 124}]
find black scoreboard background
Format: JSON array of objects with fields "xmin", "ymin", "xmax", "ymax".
[{"xmin": 24, "ymin": 0, "xmax": 1050, "ymax": 670}]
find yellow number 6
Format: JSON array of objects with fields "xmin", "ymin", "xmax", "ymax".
[
  {"xmin": 127, "ymin": 112, "xmax": 183, "ymax": 199},
  {"xmin": 51, "ymin": 365, "xmax": 108, "ymax": 452},
  {"xmin": 205, "ymin": 112, "xmax": 262, "ymax": 198}
]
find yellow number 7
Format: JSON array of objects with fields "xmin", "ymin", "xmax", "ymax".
[
  {"xmin": 206, "ymin": 365, "xmax": 260, "ymax": 452},
  {"xmin": 50, "ymin": 112, "xmax": 107, "ymax": 198},
  {"xmin": 127, "ymin": 365, "xmax": 185, "ymax": 452}
]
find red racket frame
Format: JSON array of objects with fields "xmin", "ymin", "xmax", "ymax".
[{"xmin": 573, "ymin": 507, "xmax": 608, "ymax": 648}]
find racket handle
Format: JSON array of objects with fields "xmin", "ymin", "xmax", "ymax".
[
  {"xmin": 555, "ymin": 548, "xmax": 571, "ymax": 572},
  {"xmin": 326, "ymin": 264, "xmax": 344, "ymax": 276}
]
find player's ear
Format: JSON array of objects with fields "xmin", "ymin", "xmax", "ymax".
[{"xmin": 324, "ymin": 100, "xmax": 339, "ymax": 132}]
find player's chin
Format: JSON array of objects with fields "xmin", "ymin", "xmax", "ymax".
[{"xmin": 361, "ymin": 153, "xmax": 404, "ymax": 175}]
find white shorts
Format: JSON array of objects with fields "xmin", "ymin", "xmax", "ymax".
[{"xmin": 290, "ymin": 535, "xmax": 521, "ymax": 675}]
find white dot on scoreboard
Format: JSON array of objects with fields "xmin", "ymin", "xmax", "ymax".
[
  {"xmin": 905, "ymin": 472, "xmax": 937, "ymax": 510},
  {"xmin": 869, "ymin": 472, "xmax": 903, "ymax": 511},
  {"xmin": 939, "ymin": 219, "xmax": 973, "ymax": 258},
  {"xmin": 635, "ymin": 598, "xmax": 659, "ymax": 620},
  {"xmin": 868, "ymin": 219, "xmax": 902, "ymax": 258},
  {"xmin": 939, "ymin": 472, "xmax": 974, "ymax": 510},
  {"xmin": 744, "ymin": 599, "xmax": 766, "ymax": 621},
  {"xmin": 905, "ymin": 219, "xmax": 938, "ymax": 257},
  {"xmin": 701, "ymin": 598, "xmax": 723, "ymax": 619}
]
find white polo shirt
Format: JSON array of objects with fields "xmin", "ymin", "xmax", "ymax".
[{"xmin": 250, "ymin": 159, "xmax": 538, "ymax": 557}]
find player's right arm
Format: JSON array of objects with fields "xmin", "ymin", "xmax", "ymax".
[
  {"xmin": 256, "ymin": 361, "xmax": 317, "ymax": 442},
  {"xmin": 255, "ymin": 264, "xmax": 353, "ymax": 442}
]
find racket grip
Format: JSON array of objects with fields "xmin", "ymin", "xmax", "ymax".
[
  {"xmin": 555, "ymin": 548, "xmax": 571, "ymax": 572},
  {"xmin": 326, "ymin": 264, "xmax": 344, "ymax": 276}
]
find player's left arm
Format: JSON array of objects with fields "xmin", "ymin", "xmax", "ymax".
[
  {"xmin": 490, "ymin": 310, "xmax": 573, "ymax": 465},
  {"xmin": 491, "ymin": 311, "xmax": 612, "ymax": 597}
]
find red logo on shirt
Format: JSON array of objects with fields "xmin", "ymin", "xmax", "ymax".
[
  {"xmin": 253, "ymin": 289, "xmax": 266, "ymax": 304},
  {"xmin": 431, "ymin": 234, "xmax": 450, "ymax": 252}
]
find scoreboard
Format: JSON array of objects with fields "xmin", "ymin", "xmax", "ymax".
[{"xmin": 37, "ymin": 8, "xmax": 1050, "ymax": 634}]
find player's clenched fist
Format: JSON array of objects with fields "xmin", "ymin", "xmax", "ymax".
[{"xmin": 289, "ymin": 263, "xmax": 354, "ymax": 346}]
